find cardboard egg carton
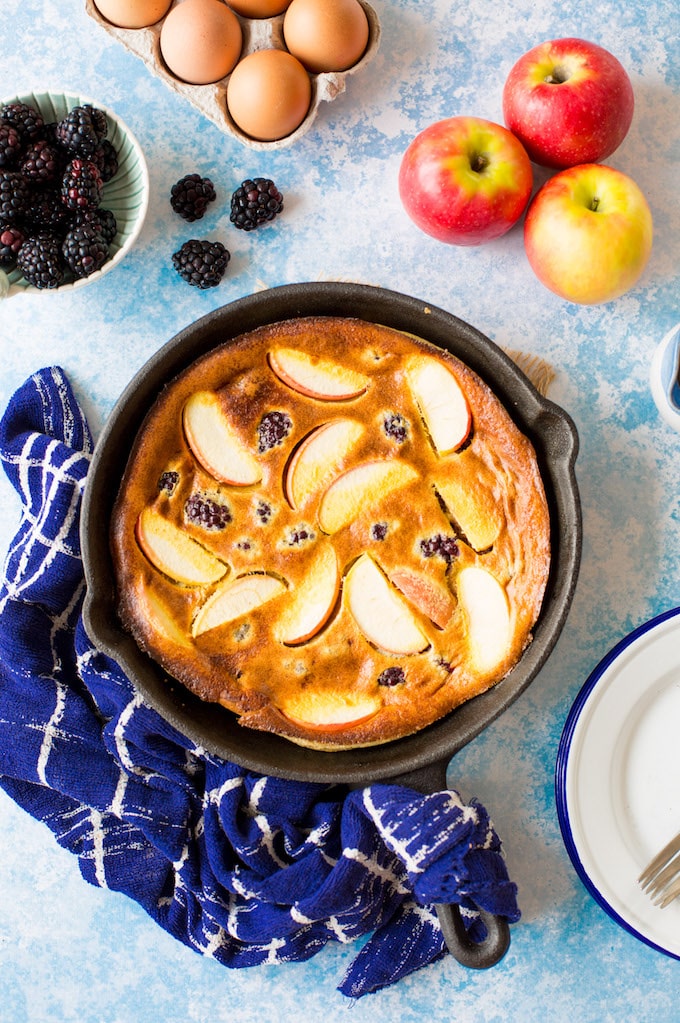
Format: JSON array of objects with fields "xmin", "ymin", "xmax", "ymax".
[{"xmin": 84, "ymin": 0, "xmax": 380, "ymax": 149}]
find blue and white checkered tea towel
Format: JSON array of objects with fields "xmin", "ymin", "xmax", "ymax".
[{"xmin": 0, "ymin": 366, "xmax": 520, "ymax": 998}]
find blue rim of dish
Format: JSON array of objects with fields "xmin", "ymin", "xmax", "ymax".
[{"xmin": 555, "ymin": 604, "xmax": 680, "ymax": 960}]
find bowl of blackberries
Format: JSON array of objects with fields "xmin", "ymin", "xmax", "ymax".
[{"xmin": 0, "ymin": 90, "xmax": 149, "ymax": 297}]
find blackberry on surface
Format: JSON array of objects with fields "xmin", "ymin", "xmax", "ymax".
[
  {"xmin": 0, "ymin": 124, "xmax": 21, "ymax": 167},
  {"xmin": 75, "ymin": 207, "xmax": 117, "ymax": 246},
  {"xmin": 170, "ymin": 173, "xmax": 216, "ymax": 222},
  {"xmin": 0, "ymin": 171, "xmax": 30, "ymax": 220},
  {"xmin": 61, "ymin": 158, "xmax": 103, "ymax": 210},
  {"xmin": 16, "ymin": 232, "xmax": 65, "ymax": 289},
  {"xmin": 62, "ymin": 225, "xmax": 109, "ymax": 278},
  {"xmin": 172, "ymin": 239, "xmax": 230, "ymax": 289},
  {"xmin": 377, "ymin": 667, "xmax": 406, "ymax": 687},
  {"xmin": 0, "ymin": 223, "xmax": 25, "ymax": 268},
  {"xmin": 230, "ymin": 177, "xmax": 283, "ymax": 231},
  {"xmin": 0, "ymin": 102, "xmax": 44, "ymax": 142},
  {"xmin": 419, "ymin": 533, "xmax": 460, "ymax": 564},
  {"xmin": 257, "ymin": 410, "xmax": 292, "ymax": 453},
  {"xmin": 184, "ymin": 493, "xmax": 232, "ymax": 530},
  {"xmin": 21, "ymin": 139, "xmax": 62, "ymax": 183},
  {"xmin": 55, "ymin": 105, "xmax": 102, "ymax": 156}
]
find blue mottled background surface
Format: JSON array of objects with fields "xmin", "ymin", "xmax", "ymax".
[{"xmin": 0, "ymin": 1, "xmax": 678, "ymax": 1020}]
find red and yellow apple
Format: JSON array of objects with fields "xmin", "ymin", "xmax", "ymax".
[
  {"xmin": 398, "ymin": 116, "xmax": 533, "ymax": 245},
  {"xmin": 523, "ymin": 163, "xmax": 653, "ymax": 305},
  {"xmin": 503, "ymin": 38, "xmax": 634, "ymax": 169}
]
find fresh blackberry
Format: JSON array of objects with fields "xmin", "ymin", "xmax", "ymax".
[
  {"xmin": 0, "ymin": 102, "xmax": 44, "ymax": 142},
  {"xmin": 257, "ymin": 410, "xmax": 292, "ymax": 453},
  {"xmin": 16, "ymin": 231, "xmax": 65, "ymax": 289},
  {"xmin": 158, "ymin": 470, "xmax": 179, "ymax": 495},
  {"xmin": 61, "ymin": 158, "xmax": 103, "ymax": 210},
  {"xmin": 419, "ymin": 533, "xmax": 459, "ymax": 564},
  {"xmin": 0, "ymin": 171, "xmax": 30, "ymax": 220},
  {"xmin": 83, "ymin": 105, "xmax": 108, "ymax": 142},
  {"xmin": 62, "ymin": 224, "xmax": 109, "ymax": 278},
  {"xmin": 55, "ymin": 106, "xmax": 100, "ymax": 156},
  {"xmin": 230, "ymin": 177, "xmax": 283, "ymax": 231},
  {"xmin": 184, "ymin": 493, "xmax": 232, "ymax": 530},
  {"xmin": 382, "ymin": 411, "xmax": 409, "ymax": 443},
  {"xmin": 25, "ymin": 189, "xmax": 72, "ymax": 234},
  {"xmin": 91, "ymin": 139, "xmax": 119, "ymax": 182},
  {"xmin": 0, "ymin": 223, "xmax": 25, "ymax": 268},
  {"xmin": 74, "ymin": 207, "xmax": 117, "ymax": 246},
  {"xmin": 172, "ymin": 239, "xmax": 230, "ymax": 289},
  {"xmin": 0, "ymin": 124, "xmax": 21, "ymax": 167},
  {"xmin": 377, "ymin": 667, "xmax": 406, "ymax": 687},
  {"xmin": 170, "ymin": 173, "xmax": 216, "ymax": 222},
  {"xmin": 20, "ymin": 139, "xmax": 62, "ymax": 183}
]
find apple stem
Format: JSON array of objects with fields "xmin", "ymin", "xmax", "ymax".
[
  {"xmin": 470, "ymin": 153, "xmax": 489, "ymax": 174},
  {"xmin": 544, "ymin": 65, "xmax": 570, "ymax": 85},
  {"xmin": 590, "ymin": 196, "xmax": 601, "ymax": 213}
]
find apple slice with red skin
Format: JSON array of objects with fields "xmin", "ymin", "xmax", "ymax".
[
  {"xmin": 268, "ymin": 347, "xmax": 370, "ymax": 400},
  {"xmin": 284, "ymin": 418, "xmax": 365, "ymax": 510},
  {"xmin": 192, "ymin": 571, "xmax": 286, "ymax": 637},
  {"xmin": 457, "ymin": 566, "xmax": 512, "ymax": 673},
  {"xmin": 389, "ymin": 567, "xmax": 455, "ymax": 629},
  {"xmin": 318, "ymin": 459, "xmax": 419, "ymax": 534},
  {"xmin": 406, "ymin": 355, "xmax": 471, "ymax": 455},
  {"xmin": 273, "ymin": 543, "xmax": 341, "ymax": 645},
  {"xmin": 345, "ymin": 553, "xmax": 430, "ymax": 655},
  {"xmin": 183, "ymin": 390, "xmax": 261, "ymax": 486},
  {"xmin": 136, "ymin": 507, "xmax": 228, "ymax": 585},
  {"xmin": 278, "ymin": 690, "xmax": 382, "ymax": 733}
]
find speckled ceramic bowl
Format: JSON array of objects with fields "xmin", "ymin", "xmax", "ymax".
[{"xmin": 0, "ymin": 89, "xmax": 149, "ymax": 298}]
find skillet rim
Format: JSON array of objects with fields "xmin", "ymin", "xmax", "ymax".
[{"xmin": 80, "ymin": 281, "xmax": 582, "ymax": 783}]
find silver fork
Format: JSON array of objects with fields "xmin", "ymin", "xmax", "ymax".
[{"xmin": 638, "ymin": 830, "xmax": 680, "ymax": 908}]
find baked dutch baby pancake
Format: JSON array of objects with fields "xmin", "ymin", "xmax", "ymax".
[{"xmin": 110, "ymin": 316, "xmax": 551, "ymax": 749}]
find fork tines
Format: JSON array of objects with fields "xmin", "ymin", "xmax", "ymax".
[{"xmin": 638, "ymin": 830, "xmax": 680, "ymax": 909}]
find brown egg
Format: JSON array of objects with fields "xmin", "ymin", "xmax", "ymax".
[
  {"xmin": 160, "ymin": 0, "xmax": 243, "ymax": 85},
  {"xmin": 226, "ymin": 49, "xmax": 311, "ymax": 141},
  {"xmin": 226, "ymin": 0, "xmax": 291, "ymax": 15},
  {"xmin": 283, "ymin": 0, "xmax": 369, "ymax": 73},
  {"xmin": 93, "ymin": 0, "xmax": 173, "ymax": 28}
]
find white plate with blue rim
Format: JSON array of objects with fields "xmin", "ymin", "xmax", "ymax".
[{"xmin": 556, "ymin": 606, "xmax": 680, "ymax": 959}]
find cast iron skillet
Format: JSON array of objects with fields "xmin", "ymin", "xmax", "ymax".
[{"xmin": 81, "ymin": 282, "xmax": 582, "ymax": 970}]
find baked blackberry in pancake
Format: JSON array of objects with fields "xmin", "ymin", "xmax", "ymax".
[{"xmin": 110, "ymin": 316, "xmax": 551, "ymax": 749}]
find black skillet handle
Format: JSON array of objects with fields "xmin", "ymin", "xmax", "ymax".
[{"xmin": 391, "ymin": 759, "xmax": 511, "ymax": 970}]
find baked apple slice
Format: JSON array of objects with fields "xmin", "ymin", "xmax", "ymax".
[
  {"xmin": 389, "ymin": 566, "xmax": 455, "ymax": 629},
  {"xmin": 278, "ymin": 690, "xmax": 382, "ymax": 732},
  {"xmin": 192, "ymin": 571, "xmax": 286, "ymax": 637},
  {"xmin": 183, "ymin": 390, "xmax": 261, "ymax": 486},
  {"xmin": 268, "ymin": 347, "xmax": 370, "ymax": 400},
  {"xmin": 135, "ymin": 507, "xmax": 228, "ymax": 585},
  {"xmin": 283, "ymin": 418, "xmax": 365, "ymax": 510},
  {"xmin": 318, "ymin": 459, "xmax": 419, "ymax": 534},
  {"xmin": 345, "ymin": 553, "xmax": 430, "ymax": 654},
  {"xmin": 273, "ymin": 543, "xmax": 341, "ymax": 645},
  {"xmin": 406, "ymin": 354, "xmax": 471, "ymax": 454},
  {"xmin": 457, "ymin": 566, "xmax": 512, "ymax": 673},
  {"xmin": 433, "ymin": 473, "xmax": 503, "ymax": 551}
]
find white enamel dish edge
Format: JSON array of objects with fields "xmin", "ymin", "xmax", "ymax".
[{"xmin": 556, "ymin": 606, "xmax": 680, "ymax": 959}]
